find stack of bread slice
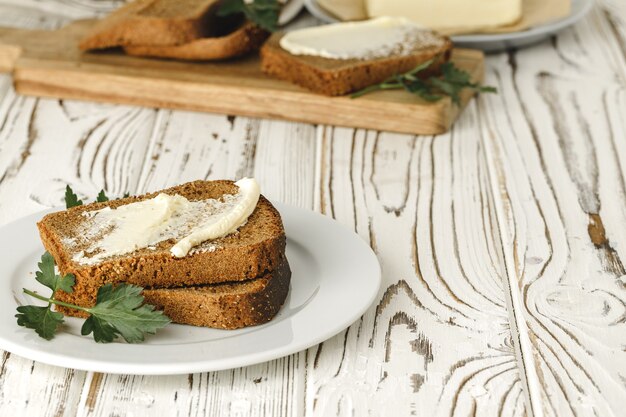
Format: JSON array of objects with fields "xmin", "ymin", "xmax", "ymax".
[
  {"xmin": 37, "ymin": 180, "xmax": 290, "ymax": 329},
  {"xmin": 79, "ymin": 0, "xmax": 269, "ymax": 61}
]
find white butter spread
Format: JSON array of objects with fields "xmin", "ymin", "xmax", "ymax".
[
  {"xmin": 170, "ymin": 178, "xmax": 260, "ymax": 258},
  {"xmin": 279, "ymin": 16, "xmax": 444, "ymax": 60},
  {"xmin": 71, "ymin": 178, "xmax": 260, "ymax": 265},
  {"xmin": 366, "ymin": 0, "xmax": 522, "ymax": 31}
]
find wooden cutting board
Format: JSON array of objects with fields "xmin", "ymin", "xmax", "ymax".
[{"xmin": 0, "ymin": 20, "xmax": 484, "ymax": 135}]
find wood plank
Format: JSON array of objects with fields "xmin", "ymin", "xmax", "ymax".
[
  {"xmin": 0, "ymin": 353, "xmax": 87, "ymax": 417},
  {"xmin": 0, "ymin": 94, "xmax": 157, "ymax": 224},
  {"xmin": 305, "ymin": 110, "xmax": 525, "ymax": 416},
  {"xmin": 0, "ymin": 19, "xmax": 484, "ymax": 135},
  {"xmin": 0, "ymin": 9, "xmax": 91, "ymax": 416},
  {"xmin": 0, "ymin": 81, "xmax": 158, "ymax": 416},
  {"xmin": 477, "ymin": 1, "xmax": 626, "ymax": 415},
  {"xmin": 0, "ymin": 1, "xmax": 623, "ymax": 417},
  {"xmin": 0, "ymin": 8, "xmax": 159, "ymax": 412},
  {"xmin": 0, "ymin": 2, "xmax": 312, "ymax": 416},
  {"xmin": 0, "ymin": 0, "xmax": 123, "ymax": 21}
]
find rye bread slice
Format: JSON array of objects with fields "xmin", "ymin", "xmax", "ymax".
[
  {"xmin": 37, "ymin": 180, "xmax": 286, "ymax": 311},
  {"xmin": 123, "ymin": 21, "xmax": 269, "ymax": 61},
  {"xmin": 79, "ymin": 0, "xmax": 228, "ymax": 50},
  {"xmin": 144, "ymin": 257, "xmax": 290, "ymax": 328},
  {"xmin": 260, "ymin": 32, "xmax": 453, "ymax": 96},
  {"xmin": 57, "ymin": 257, "xmax": 291, "ymax": 329}
]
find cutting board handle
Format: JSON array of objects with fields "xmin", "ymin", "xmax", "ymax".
[{"xmin": 0, "ymin": 27, "xmax": 25, "ymax": 73}]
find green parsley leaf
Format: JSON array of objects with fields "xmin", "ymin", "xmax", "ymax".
[
  {"xmin": 15, "ymin": 305, "xmax": 64, "ymax": 340},
  {"xmin": 218, "ymin": 0, "xmax": 280, "ymax": 32},
  {"xmin": 96, "ymin": 189, "xmax": 109, "ymax": 203},
  {"xmin": 18, "ymin": 254, "xmax": 170, "ymax": 343},
  {"xmin": 35, "ymin": 252, "xmax": 75, "ymax": 293},
  {"xmin": 351, "ymin": 59, "xmax": 497, "ymax": 104},
  {"xmin": 403, "ymin": 79, "xmax": 443, "ymax": 102},
  {"xmin": 81, "ymin": 314, "xmax": 119, "ymax": 343},
  {"xmin": 81, "ymin": 284, "xmax": 171, "ymax": 343},
  {"xmin": 65, "ymin": 185, "xmax": 83, "ymax": 208},
  {"xmin": 66, "ymin": 184, "xmax": 128, "ymax": 205},
  {"xmin": 441, "ymin": 62, "xmax": 471, "ymax": 84},
  {"xmin": 16, "ymin": 252, "xmax": 75, "ymax": 340}
]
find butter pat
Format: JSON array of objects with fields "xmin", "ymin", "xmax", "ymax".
[
  {"xmin": 170, "ymin": 178, "xmax": 260, "ymax": 258},
  {"xmin": 72, "ymin": 178, "xmax": 260, "ymax": 265},
  {"xmin": 366, "ymin": 0, "xmax": 522, "ymax": 31},
  {"xmin": 279, "ymin": 16, "xmax": 445, "ymax": 60}
]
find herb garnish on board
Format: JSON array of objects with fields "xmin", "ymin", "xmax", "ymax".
[
  {"xmin": 218, "ymin": 0, "xmax": 281, "ymax": 32},
  {"xmin": 352, "ymin": 58, "xmax": 497, "ymax": 104}
]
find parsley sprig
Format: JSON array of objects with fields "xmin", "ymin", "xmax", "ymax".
[
  {"xmin": 218, "ymin": 0, "xmax": 281, "ymax": 32},
  {"xmin": 96, "ymin": 189, "xmax": 109, "ymax": 203},
  {"xmin": 64, "ymin": 185, "xmax": 83, "ymax": 208},
  {"xmin": 65, "ymin": 185, "xmax": 128, "ymax": 209},
  {"xmin": 352, "ymin": 59, "xmax": 497, "ymax": 104},
  {"xmin": 16, "ymin": 252, "xmax": 170, "ymax": 343}
]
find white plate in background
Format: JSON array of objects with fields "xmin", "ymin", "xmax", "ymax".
[
  {"xmin": 279, "ymin": 0, "xmax": 306, "ymax": 25},
  {"xmin": 0, "ymin": 203, "xmax": 381, "ymax": 375},
  {"xmin": 304, "ymin": 0, "xmax": 594, "ymax": 52}
]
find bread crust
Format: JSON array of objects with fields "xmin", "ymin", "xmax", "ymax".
[
  {"xmin": 123, "ymin": 22, "xmax": 269, "ymax": 61},
  {"xmin": 143, "ymin": 257, "xmax": 291, "ymax": 329},
  {"xmin": 260, "ymin": 32, "xmax": 453, "ymax": 96},
  {"xmin": 79, "ymin": 0, "xmax": 221, "ymax": 50},
  {"xmin": 58, "ymin": 258, "xmax": 292, "ymax": 329},
  {"xmin": 38, "ymin": 180, "xmax": 286, "ymax": 311}
]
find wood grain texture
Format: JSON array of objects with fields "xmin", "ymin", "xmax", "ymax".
[
  {"xmin": 0, "ymin": 19, "xmax": 483, "ymax": 135},
  {"xmin": 306, "ymin": 113, "xmax": 523, "ymax": 417},
  {"xmin": 0, "ymin": 9, "xmax": 158, "ymax": 413},
  {"xmin": 477, "ymin": 1, "xmax": 626, "ymax": 415},
  {"xmin": 0, "ymin": 72, "xmax": 157, "ymax": 417},
  {"xmin": 0, "ymin": 0, "xmax": 124, "ymax": 20},
  {"xmin": 0, "ymin": 0, "xmax": 624, "ymax": 416}
]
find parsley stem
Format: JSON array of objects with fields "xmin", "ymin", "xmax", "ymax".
[
  {"xmin": 22, "ymin": 288, "xmax": 89, "ymax": 312},
  {"xmin": 350, "ymin": 57, "xmax": 496, "ymax": 102},
  {"xmin": 351, "ymin": 82, "xmax": 401, "ymax": 98}
]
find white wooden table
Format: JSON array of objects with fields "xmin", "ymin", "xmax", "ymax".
[{"xmin": 0, "ymin": 1, "xmax": 624, "ymax": 416}]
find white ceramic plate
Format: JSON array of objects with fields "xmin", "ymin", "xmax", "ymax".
[
  {"xmin": 279, "ymin": 0, "xmax": 305, "ymax": 25},
  {"xmin": 304, "ymin": 0, "xmax": 593, "ymax": 52},
  {"xmin": 0, "ymin": 203, "xmax": 380, "ymax": 375}
]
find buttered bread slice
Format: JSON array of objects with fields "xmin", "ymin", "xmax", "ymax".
[
  {"xmin": 38, "ymin": 180, "xmax": 286, "ymax": 312},
  {"xmin": 260, "ymin": 17, "xmax": 452, "ymax": 96}
]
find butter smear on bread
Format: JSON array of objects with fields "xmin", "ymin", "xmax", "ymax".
[
  {"xmin": 71, "ymin": 178, "xmax": 260, "ymax": 264},
  {"xmin": 279, "ymin": 16, "xmax": 445, "ymax": 60}
]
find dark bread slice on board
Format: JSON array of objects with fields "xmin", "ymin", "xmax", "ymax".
[
  {"xmin": 37, "ymin": 180, "xmax": 286, "ymax": 311},
  {"xmin": 260, "ymin": 31, "xmax": 453, "ymax": 96},
  {"xmin": 123, "ymin": 21, "xmax": 269, "ymax": 61},
  {"xmin": 79, "ymin": 0, "xmax": 225, "ymax": 50}
]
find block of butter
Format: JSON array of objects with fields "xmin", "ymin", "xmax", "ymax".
[{"xmin": 365, "ymin": 0, "xmax": 523, "ymax": 32}]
